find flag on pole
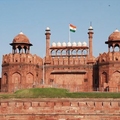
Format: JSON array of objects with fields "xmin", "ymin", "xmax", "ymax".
[{"xmin": 69, "ymin": 24, "xmax": 76, "ymax": 32}]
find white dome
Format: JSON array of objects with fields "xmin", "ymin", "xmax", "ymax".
[
  {"xmin": 77, "ymin": 42, "xmax": 82, "ymax": 46},
  {"xmin": 89, "ymin": 26, "xmax": 93, "ymax": 29},
  {"xmin": 115, "ymin": 29, "xmax": 119, "ymax": 32},
  {"xmin": 19, "ymin": 31, "xmax": 23, "ymax": 34},
  {"xmin": 67, "ymin": 42, "xmax": 71, "ymax": 46},
  {"xmin": 72, "ymin": 42, "xmax": 77, "ymax": 46},
  {"xmin": 62, "ymin": 42, "xmax": 66, "ymax": 46},
  {"xmin": 57, "ymin": 42, "xmax": 61, "ymax": 46},
  {"xmin": 52, "ymin": 42, "xmax": 56, "ymax": 47},
  {"xmin": 82, "ymin": 42, "xmax": 87, "ymax": 46},
  {"xmin": 46, "ymin": 27, "xmax": 50, "ymax": 30}
]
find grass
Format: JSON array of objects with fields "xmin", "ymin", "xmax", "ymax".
[
  {"xmin": 14, "ymin": 88, "xmax": 68, "ymax": 98},
  {"xmin": 0, "ymin": 88, "xmax": 120, "ymax": 99}
]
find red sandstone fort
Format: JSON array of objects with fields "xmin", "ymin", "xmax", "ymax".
[{"xmin": 1, "ymin": 26, "xmax": 120, "ymax": 92}]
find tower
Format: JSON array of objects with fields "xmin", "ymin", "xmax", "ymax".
[
  {"xmin": 98, "ymin": 29, "xmax": 120, "ymax": 92},
  {"xmin": 1, "ymin": 32, "xmax": 42, "ymax": 92},
  {"xmin": 88, "ymin": 25, "xmax": 94, "ymax": 57},
  {"xmin": 45, "ymin": 27, "xmax": 51, "ymax": 59}
]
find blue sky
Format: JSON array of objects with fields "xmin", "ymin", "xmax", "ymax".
[{"xmin": 0, "ymin": 0, "xmax": 120, "ymax": 74}]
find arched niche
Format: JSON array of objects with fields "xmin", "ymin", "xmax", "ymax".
[
  {"xmin": 3, "ymin": 73, "xmax": 8, "ymax": 84},
  {"xmin": 12, "ymin": 72, "xmax": 21, "ymax": 84},
  {"xmin": 102, "ymin": 72, "xmax": 108, "ymax": 84},
  {"xmin": 26, "ymin": 72, "xmax": 34, "ymax": 83},
  {"xmin": 111, "ymin": 71, "xmax": 120, "ymax": 84}
]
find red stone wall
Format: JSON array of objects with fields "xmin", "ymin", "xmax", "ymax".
[
  {"xmin": 1, "ymin": 53, "xmax": 43, "ymax": 92},
  {"xmin": 44, "ymin": 55, "xmax": 94, "ymax": 92},
  {"xmin": 0, "ymin": 98, "xmax": 119, "ymax": 120},
  {"xmin": 98, "ymin": 52, "xmax": 120, "ymax": 92}
]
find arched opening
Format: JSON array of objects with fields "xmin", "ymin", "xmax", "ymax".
[
  {"xmin": 18, "ymin": 46, "xmax": 22, "ymax": 53},
  {"xmin": 109, "ymin": 45, "xmax": 113, "ymax": 52},
  {"xmin": 24, "ymin": 46, "xmax": 27, "ymax": 53},
  {"xmin": 56, "ymin": 49, "xmax": 61, "ymax": 56},
  {"xmin": 51, "ymin": 50, "xmax": 56, "ymax": 56},
  {"xmin": 61, "ymin": 50, "xmax": 66, "ymax": 56},
  {"xmin": 83, "ymin": 49, "xmax": 87, "ymax": 55},
  {"xmin": 71, "ymin": 49, "xmax": 76, "ymax": 55},
  {"xmin": 12, "ymin": 46, "xmax": 16, "ymax": 54},
  {"xmin": 114, "ymin": 44, "xmax": 119, "ymax": 52},
  {"xmin": 77, "ymin": 50, "xmax": 81, "ymax": 55}
]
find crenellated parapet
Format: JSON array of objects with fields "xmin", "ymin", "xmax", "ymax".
[
  {"xmin": 98, "ymin": 51, "xmax": 120, "ymax": 63},
  {"xmin": 50, "ymin": 56, "xmax": 88, "ymax": 65},
  {"xmin": 2, "ymin": 53, "xmax": 43, "ymax": 65}
]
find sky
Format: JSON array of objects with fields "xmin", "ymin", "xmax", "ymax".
[{"xmin": 0, "ymin": 0, "xmax": 120, "ymax": 75}]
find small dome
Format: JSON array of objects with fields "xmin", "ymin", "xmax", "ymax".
[
  {"xmin": 57, "ymin": 42, "xmax": 61, "ymax": 46},
  {"xmin": 77, "ymin": 42, "xmax": 82, "ymax": 46},
  {"xmin": 52, "ymin": 42, "xmax": 56, "ymax": 47},
  {"xmin": 46, "ymin": 27, "xmax": 50, "ymax": 31},
  {"xmin": 82, "ymin": 42, "xmax": 87, "ymax": 46},
  {"xmin": 13, "ymin": 32, "xmax": 30, "ymax": 44},
  {"xmin": 89, "ymin": 26, "xmax": 93, "ymax": 29},
  {"xmin": 108, "ymin": 29, "xmax": 120, "ymax": 41},
  {"xmin": 72, "ymin": 42, "xmax": 77, "ymax": 46},
  {"xmin": 67, "ymin": 42, "xmax": 71, "ymax": 46},
  {"xmin": 62, "ymin": 42, "xmax": 66, "ymax": 46}
]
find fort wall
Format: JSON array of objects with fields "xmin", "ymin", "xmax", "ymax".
[
  {"xmin": 2, "ymin": 53, "xmax": 42, "ymax": 65},
  {"xmin": 0, "ymin": 98, "xmax": 119, "ymax": 120}
]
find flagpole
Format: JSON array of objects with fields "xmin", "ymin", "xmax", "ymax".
[
  {"xmin": 69, "ymin": 24, "xmax": 70, "ymax": 42},
  {"xmin": 68, "ymin": 24, "xmax": 70, "ymax": 56}
]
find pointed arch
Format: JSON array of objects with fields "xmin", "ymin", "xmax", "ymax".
[
  {"xmin": 102, "ymin": 72, "xmax": 108, "ymax": 84},
  {"xmin": 12, "ymin": 72, "xmax": 21, "ymax": 84},
  {"xmin": 3, "ymin": 73, "xmax": 8, "ymax": 84},
  {"xmin": 110, "ymin": 71, "xmax": 120, "ymax": 87},
  {"xmin": 26, "ymin": 72, "xmax": 34, "ymax": 83},
  {"xmin": 113, "ymin": 70, "xmax": 120, "ymax": 74}
]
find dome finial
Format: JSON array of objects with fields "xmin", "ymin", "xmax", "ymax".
[
  {"xmin": 88, "ymin": 22, "xmax": 93, "ymax": 30},
  {"xmin": 90, "ymin": 21, "xmax": 92, "ymax": 26},
  {"xmin": 115, "ymin": 28, "xmax": 119, "ymax": 32},
  {"xmin": 19, "ymin": 31, "xmax": 23, "ymax": 34},
  {"xmin": 46, "ymin": 27, "xmax": 50, "ymax": 31}
]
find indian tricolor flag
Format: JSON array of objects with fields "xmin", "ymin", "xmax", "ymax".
[{"xmin": 69, "ymin": 24, "xmax": 76, "ymax": 32}]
